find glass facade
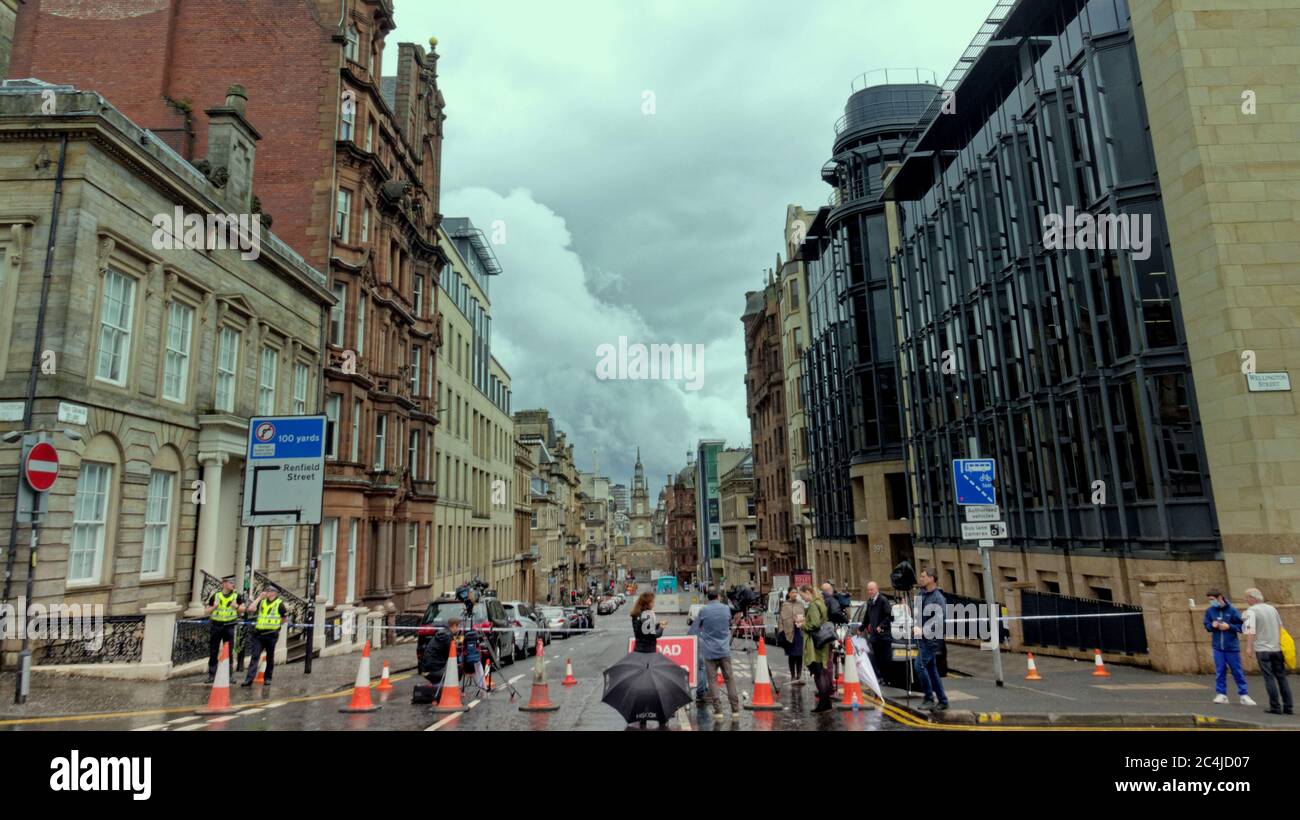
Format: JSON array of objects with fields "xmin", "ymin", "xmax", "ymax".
[
  {"xmin": 889, "ymin": 0, "xmax": 1218, "ymax": 558},
  {"xmin": 802, "ymin": 81, "xmax": 936, "ymax": 541}
]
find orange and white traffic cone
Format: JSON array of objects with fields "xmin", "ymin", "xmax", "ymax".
[
  {"xmin": 377, "ymin": 660, "xmax": 394, "ymax": 691},
  {"xmin": 834, "ymin": 653, "xmax": 845, "ymax": 689},
  {"xmin": 253, "ymin": 651, "xmax": 267, "ymax": 685},
  {"xmin": 196, "ymin": 642, "xmax": 239, "ymax": 715},
  {"xmin": 836, "ymin": 636, "xmax": 870, "ymax": 710},
  {"xmin": 434, "ymin": 636, "xmax": 469, "ymax": 712},
  {"xmin": 339, "ymin": 640, "xmax": 382, "ymax": 713},
  {"xmin": 561, "ymin": 657, "xmax": 577, "ymax": 686},
  {"xmin": 483, "ymin": 656, "xmax": 494, "ymax": 692},
  {"xmin": 1025, "ymin": 653, "xmax": 1043, "ymax": 681},
  {"xmin": 519, "ymin": 638, "xmax": 560, "ymax": 713},
  {"xmin": 716, "ymin": 667, "xmax": 725, "ymax": 686},
  {"xmin": 743, "ymin": 637, "xmax": 784, "ymax": 711},
  {"xmin": 1092, "ymin": 649, "xmax": 1111, "ymax": 677}
]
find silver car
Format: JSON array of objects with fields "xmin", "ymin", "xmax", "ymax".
[
  {"xmin": 502, "ymin": 601, "xmax": 543, "ymax": 659},
  {"xmin": 537, "ymin": 605, "xmax": 570, "ymax": 640}
]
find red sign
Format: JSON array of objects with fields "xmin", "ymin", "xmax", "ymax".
[
  {"xmin": 24, "ymin": 442, "xmax": 59, "ymax": 492},
  {"xmin": 627, "ymin": 636, "xmax": 697, "ymax": 687},
  {"xmin": 793, "ymin": 569, "xmax": 813, "ymax": 590}
]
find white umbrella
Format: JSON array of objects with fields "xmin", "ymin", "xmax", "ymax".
[{"xmin": 851, "ymin": 636, "xmax": 883, "ymax": 700}]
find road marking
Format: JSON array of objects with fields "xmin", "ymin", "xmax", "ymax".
[
  {"xmin": 205, "ymin": 715, "xmax": 239, "ymax": 724},
  {"xmin": 240, "ymin": 707, "xmax": 266, "ymax": 715},
  {"xmin": 176, "ymin": 723, "xmax": 206, "ymax": 731},
  {"xmin": 508, "ymin": 674, "xmax": 524, "ymax": 685},
  {"xmin": 424, "ymin": 699, "xmax": 481, "ymax": 731},
  {"xmin": 131, "ymin": 723, "xmax": 168, "ymax": 731},
  {"xmin": 167, "ymin": 716, "xmax": 200, "ymax": 725},
  {"xmin": 263, "ymin": 701, "xmax": 287, "ymax": 709}
]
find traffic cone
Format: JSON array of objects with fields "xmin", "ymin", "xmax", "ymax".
[
  {"xmin": 834, "ymin": 655, "xmax": 845, "ymax": 688},
  {"xmin": 561, "ymin": 657, "xmax": 577, "ymax": 686},
  {"xmin": 519, "ymin": 639, "xmax": 560, "ymax": 712},
  {"xmin": 253, "ymin": 651, "xmax": 267, "ymax": 685},
  {"xmin": 1025, "ymin": 653, "xmax": 1043, "ymax": 681},
  {"xmin": 196, "ymin": 642, "xmax": 239, "ymax": 715},
  {"xmin": 377, "ymin": 661, "xmax": 394, "ymax": 691},
  {"xmin": 434, "ymin": 636, "xmax": 469, "ymax": 712},
  {"xmin": 1092, "ymin": 649, "xmax": 1111, "ymax": 677},
  {"xmin": 483, "ymin": 656, "xmax": 493, "ymax": 692},
  {"xmin": 743, "ymin": 637, "xmax": 784, "ymax": 711},
  {"xmin": 339, "ymin": 640, "xmax": 382, "ymax": 713},
  {"xmin": 716, "ymin": 667, "xmax": 725, "ymax": 686},
  {"xmin": 836, "ymin": 636, "xmax": 870, "ymax": 710}
]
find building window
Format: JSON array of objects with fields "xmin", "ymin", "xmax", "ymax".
[
  {"xmin": 215, "ymin": 326, "xmax": 240, "ymax": 413},
  {"xmin": 70, "ymin": 463, "xmax": 111, "ymax": 584},
  {"xmin": 142, "ymin": 469, "xmax": 173, "ymax": 577},
  {"xmin": 374, "ymin": 413, "xmax": 387, "ymax": 470},
  {"xmin": 293, "ymin": 362, "xmax": 309, "ymax": 414},
  {"xmin": 357, "ymin": 292, "xmax": 366, "ymax": 355},
  {"xmin": 330, "ymin": 284, "xmax": 347, "ymax": 346},
  {"xmin": 344, "ymin": 25, "xmax": 359, "ymax": 62},
  {"xmin": 365, "ymin": 119, "xmax": 374, "ymax": 153},
  {"xmin": 95, "ymin": 269, "xmax": 135, "ymax": 385},
  {"xmin": 325, "ymin": 394, "xmax": 341, "ymax": 459},
  {"xmin": 411, "ymin": 346, "xmax": 422, "ymax": 396},
  {"xmin": 281, "ymin": 526, "xmax": 297, "ymax": 566},
  {"xmin": 335, "ymin": 189, "xmax": 352, "ymax": 242},
  {"xmin": 162, "ymin": 301, "xmax": 194, "ymax": 402},
  {"xmin": 361, "ymin": 207, "xmax": 370, "ymax": 243},
  {"xmin": 340, "ymin": 100, "xmax": 354, "ymax": 142},
  {"xmin": 350, "ymin": 398, "xmax": 362, "ymax": 462},
  {"xmin": 321, "ymin": 518, "xmax": 338, "ymax": 606},
  {"xmin": 409, "ymin": 429, "xmax": 419, "ymax": 477},
  {"xmin": 258, "ymin": 347, "xmax": 278, "ymax": 415},
  {"xmin": 346, "ymin": 519, "xmax": 358, "ymax": 603},
  {"xmin": 408, "ymin": 523, "xmax": 418, "ymax": 586},
  {"xmin": 413, "ymin": 274, "xmax": 424, "ymax": 318}
]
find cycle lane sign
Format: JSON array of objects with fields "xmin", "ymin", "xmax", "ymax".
[{"xmin": 952, "ymin": 459, "xmax": 997, "ymax": 506}]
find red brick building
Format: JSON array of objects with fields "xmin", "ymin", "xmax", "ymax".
[
  {"xmin": 743, "ymin": 277, "xmax": 795, "ymax": 592},
  {"xmin": 11, "ymin": 0, "xmax": 446, "ymax": 613},
  {"xmin": 664, "ymin": 468, "xmax": 698, "ymax": 584}
]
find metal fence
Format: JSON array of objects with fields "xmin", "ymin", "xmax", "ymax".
[
  {"xmin": 393, "ymin": 612, "xmax": 422, "ymax": 644},
  {"xmin": 35, "ymin": 615, "xmax": 145, "ymax": 665},
  {"xmin": 1020, "ymin": 590, "xmax": 1147, "ymax": 655},
  {"xmin": 171, "ymin": 619, "xmax": 211, "ymax": 665}
]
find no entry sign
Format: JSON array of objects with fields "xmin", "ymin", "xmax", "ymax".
[
  {"xmin": 627, "ymin": 635, "xmax": 697, "ymax": 686},
  {"xmin": 24, "ymin": 441, "xmax": 59, "ymax": 492}
]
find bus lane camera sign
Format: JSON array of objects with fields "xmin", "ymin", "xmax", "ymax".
[
  {"xmin": 627, "ymin": 635, "xmax": 697, "ymax": 687},
  {"xmin": 241, "ymin": 415, "xmax": 327, "ymax": 526}
]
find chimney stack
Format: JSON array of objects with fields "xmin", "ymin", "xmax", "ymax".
[{"xmin": 203, "ymin": 84, "xmax": 261, "ymax": 213}]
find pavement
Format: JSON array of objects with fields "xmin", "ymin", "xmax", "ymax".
[{"xmin": 882, "ymin": 644, "xmax": 1300, "ymax": 730}]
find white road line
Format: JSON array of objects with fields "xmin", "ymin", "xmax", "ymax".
[
  {"xmin": 205, "ymin": 715, "xmax": 239, "ymax": 725},
  {"xmin": 240, "ymin": 707, "xmax": 265, "ymax": 715},
  {"xmin": 176, "ymin": 723, "xmax": 206, "ymax": 731},
  {"xmin": 167, "ymin": 716, "xmax": 201, "ymax": 725},
  {"xmin": 131, "ymin": 723, "xmax": 168, "ymax": 732},
  {"xmin": 424, "ymin": 698, "xmax": 481, "ymax": 731},
  {"xmin": 507, "ymin": 674, "xmax": 524, "ymax": 685},
  {"xmin": 263, "ymin": 701, "xmax": 287, "ymax": 709}
]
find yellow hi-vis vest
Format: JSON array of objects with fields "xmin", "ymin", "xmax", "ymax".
[
  {"xmin": 255, "ymin": 598, "xmax": 283, "ymax": 632},
  {"xmin": 212, "ymin": 591, "xmax": 239, "ymax": 624}
]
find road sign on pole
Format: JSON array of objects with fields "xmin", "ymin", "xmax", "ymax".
[
  {"xmin": 23, "ymin": 441, "xmax": 58, "ymax": 491},
  {"xmin": 961, "ymin": 522, "xmax": 1008, "ymax": 540},
  {"xmin": 964, "ymin": 504, "xmax": 1000, "ymax": 522},
  {"xmin": 15, "ymin": 435, "xmax": 49, "ymax": 524},
  {"xmin": 952, "ymin": 459, "xmax": 996, "ymax": 506},
  {"xmin": 241, "ymin": 415, "xmax": 327, "ymax": 526}
]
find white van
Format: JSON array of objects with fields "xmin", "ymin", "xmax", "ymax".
[{"xmin": 764, "ymin": 589, "xmax": 787, "ymax": 643}]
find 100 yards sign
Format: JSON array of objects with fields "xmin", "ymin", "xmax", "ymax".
[{"xmin": 240, "ymin": 415, "xmax": 327, "ymax": 526}]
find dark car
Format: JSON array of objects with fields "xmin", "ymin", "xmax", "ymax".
[
  {"xmin": 416, "ymin": 596, "xmax": 516, "ymax": 668},
  {"xmin": 562, "ymin": 606, "xmax": 583, "ymax": 632}
]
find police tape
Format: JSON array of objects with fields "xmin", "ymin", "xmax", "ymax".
[{"xmin": 177, "ymin": 619, "xmax": 602, "ymax": 634}]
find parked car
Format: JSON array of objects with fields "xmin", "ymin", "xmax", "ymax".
[
  {"xmin": 573, "ymin": 604, "xmax": 594, "ymax": 630},
  {"xmin": 847, "ymin": 600, "xmax": 947, "ymax": 688},
  {"xmin": 415, "ymin": 595, "xmax": 516, "ymax": 668},
  {"xmin": 502, "ymin": 601, "xmax": 544, "ymax": 658},
  {"xmin": 763, "ymin": 589, "xmax": 786, "ymax": 643},
  {"xmin": 538, "ymin": 606, "xmax": 569, "ymax": 640},
  {"xmin": 562, "ymin": 606, "xmax": 582, "ymax": 633}
]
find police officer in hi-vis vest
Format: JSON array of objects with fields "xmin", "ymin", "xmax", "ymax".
[
  {"xmin": 241, "ymin": 586, "xmax": 289, "ymax": 687},
  {"xmin": 204, "ymin": 577, "xmax": 246, "ymax": 683}
]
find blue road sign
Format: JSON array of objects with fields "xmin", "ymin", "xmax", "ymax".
[
  {"xmin": 242, "ymin": 415, "xmax": 327, "ymax": 526},
  {"xmin": 952, "ymin": 459, "xmax": 997, "ymax": 506}
]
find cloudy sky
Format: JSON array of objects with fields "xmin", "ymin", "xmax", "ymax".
[{"xmin": 388, "ymin": 0, "xmax": 995, "ymax": 497}]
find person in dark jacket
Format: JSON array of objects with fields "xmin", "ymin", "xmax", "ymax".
[
  {"xmin": 860, "ymin": 580, "xmax": 892, "ymax": 684},
  {"xmin": 630, "ymin": 591, "xmax": 664, "ymax": 653},
  {"xmin": 913, "ymin": 569, "xmax": 948, "ymax": 711},
  {"xmin": 421, "ymin": 617, "xmax": 464, "ymax": 695},
  {"xmin": 1204, "ymin": 589, "xmax": 1255, "ymax": 706}
]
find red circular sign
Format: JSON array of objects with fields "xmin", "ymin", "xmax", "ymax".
[{"xmin": 24, "ymin": 442, "xmax": 59, "ymax": 492}]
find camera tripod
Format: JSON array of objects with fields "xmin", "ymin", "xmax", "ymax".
[{"xmin": 456, "ymin": 601, "xmax": 522, "ymax": 701}]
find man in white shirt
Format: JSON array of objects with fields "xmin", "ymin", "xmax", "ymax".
[{"xmin": 1243, "ymin": 588, "xmax": 1292, "ymax": 715}]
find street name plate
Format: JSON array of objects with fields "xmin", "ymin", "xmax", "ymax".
[
  {"xmin": 965, "ymin": 505, "xmax": 1000, "ymax": 522},
  {"xmin": 1247, "ymin": 372, "xmax": 1291, "ymax": 392},
  {"xmin": 240, "ymin": 415, "xmax": 327, "ymax": 526},
  {"xmin": 961, "ymin": 522, "xmax": 1007, "ymax": 540}
]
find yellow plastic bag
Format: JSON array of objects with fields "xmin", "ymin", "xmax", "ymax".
[{"xmin": 1282, "ymin": 628, "xmax": 1296, "ymax": 671}]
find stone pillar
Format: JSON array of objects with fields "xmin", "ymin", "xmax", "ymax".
[
  {"xmin": 274, "ymin": 621, "xmax": 289, "ymax": 664},
  {"xmin": 1137, "ymin": 573, "xmax": 1198, "ymax": 674},
  {"xmin": 353, "ymin": 606, "xmax": 371, "ymax": 650},
  {"xmin": 1000, "ymin": 582, "xmax": 1036, "ymax": 652},
  {"xmin": 140, "ymin": 602, "xmax": 182, "ymax": 679},
  {"xmin": 190, "ymin": 453, "xmax": 228, "ymax": 613},
  {"xmin": 311, "ymin": 596, "xmax": 327, "ymax": 654}
]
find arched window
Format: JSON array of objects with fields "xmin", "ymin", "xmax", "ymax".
[
  {"xmin": 69, "ymin": 433, "xmax": 124, "ymax": 587},
  {"xmin": 142, "ymin": 445, "xmax": 182, "ymax": 579}
]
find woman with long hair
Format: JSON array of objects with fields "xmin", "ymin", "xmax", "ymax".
[
  {"xmin": 630, "ymin": 591, "xmax": 664, "ymax": 653},
  {"xmin": 780, "ymin": 587, "xmax": 806, "ymax": 684}
]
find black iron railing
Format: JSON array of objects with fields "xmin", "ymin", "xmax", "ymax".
[
  {"xmin": 36, "ymin": 615, "xmax": 145, "ymax": 665},
  {"xmin": 1020, "ymin": 590, "xmax": 1147, "ymax": 655}
]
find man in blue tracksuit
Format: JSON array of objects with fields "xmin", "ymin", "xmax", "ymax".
[{"xmin": 1204, "ymin": 589, "xmax": 1255, "ymax": 706}]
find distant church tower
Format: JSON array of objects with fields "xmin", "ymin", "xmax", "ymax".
[{"xmin": 630, "ymin": 447, "xmax": 652, "ymax": 541}]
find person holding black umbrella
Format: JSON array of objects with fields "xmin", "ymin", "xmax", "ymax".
[{"xmin": 631, "ymin": 591, "xmax": 665, "ymax": 653}]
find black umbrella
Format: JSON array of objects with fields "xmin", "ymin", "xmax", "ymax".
[{"xmin": 602, "ymin": 651, "xmax": 691, "ymax": 727}]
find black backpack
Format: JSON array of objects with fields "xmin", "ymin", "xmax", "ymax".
[{"xmin": 826, "ymin": 594, "xmax": 848, "ymax": 625}]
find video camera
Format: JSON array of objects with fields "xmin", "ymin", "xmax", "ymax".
[{"xmin": 455, "ymin": 577, "xmax": 489, "ymax": 611}]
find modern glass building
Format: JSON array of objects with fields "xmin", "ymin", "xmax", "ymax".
[{"xmin": 881, "ymin": 0, "xmax": 1276, "ymax": 604}]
